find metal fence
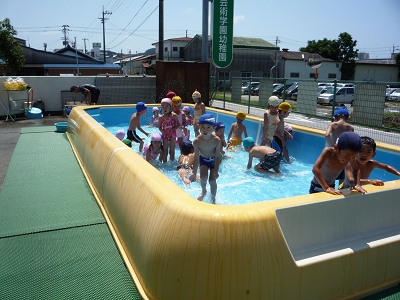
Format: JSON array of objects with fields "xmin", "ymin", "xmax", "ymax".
[{"xmin": 210, "ymin": 77, "xmax": 400, "ymax": 146}]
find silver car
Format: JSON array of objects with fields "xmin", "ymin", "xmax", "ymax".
[{"xmin": 318, "ymin": 87, "xmax": 355, "ymax": 106}]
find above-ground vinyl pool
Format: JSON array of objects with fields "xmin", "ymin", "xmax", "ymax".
[
  {"xmin": 105, "ymin": 115, "xmax": 399, "ymax": 205},
  {"xmin": 67, "ymin": 104, "xmax": 400, "ymax": 300}
]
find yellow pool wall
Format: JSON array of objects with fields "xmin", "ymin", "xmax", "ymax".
[{"xmin": 67, "ymin": 105, "xmax": 400, "ymax": 300}]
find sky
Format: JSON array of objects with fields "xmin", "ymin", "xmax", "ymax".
[{"xmin": 1, "ymin": 0, "xmax": 400, "ymax": 59}]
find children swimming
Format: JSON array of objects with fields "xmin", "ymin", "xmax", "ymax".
[
  {"xmin": 143, "ymin": 132, "xmax": 163, "ymax": 163},
  {"xmin": 151, "ymin": 107, "xmax": 160, "ymax": 127},
  {"xmin": 177, "ymin": 140, "xmax": 199, "ymax": 185}
]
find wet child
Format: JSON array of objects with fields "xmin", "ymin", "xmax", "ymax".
[
  {"xmin": 172, "ymin": 96, "xmax": 186, "ymax": 149},
  {"xmin": 151, "ymin": 107, "xmax": 160, "ymax": 127},
  {"xmin": 127, "ymin": 102, "xmax": 150, "ymax": 152},
  {"xmin": 177, "ymin": 140, "xmax": 199, "ymax": 185},
  {"xmin": 242, "ymin": 137, "xmax": 282, "ymax": 174},
  {"xmin": 273, "ymin": 101, "xmax": 292, "ymax": 163},
  {"xmin": 345, "ymin": 136, "xmax": 400, "ymax": 186},
  {"xmin": 325, "ymin": 106, "xmax": 354, "ymax": 147},
  {"xmin": 182, "ymin": 106, "xmax": 192, "ymax": 142},
  {"xmin": 260, "ymin": 96, "xmax": 281, "ymax": 147},
  {"xmin": 115, "ymin": 129, "xmax": 125, "ymax": 141},
  {"xmin": 192, "ymin": 90, "xmax": 206, "ymax": 137},
  {"xmin": 189, "ymin": 113, "xmax": 222, "ymax": 204},
  {"xmin": 310, "ymin": 131, "xmax": 366, "ymax": 195},
  {"xmin": 142, "ymin": 132, "xmax": 163, "ymax": 163},
  {"xmin": 159, "ymin": 98, "xmax": 180, "ymax": 163},
  {"xmin": 215, "ymin": 121, "xmax": 227, "ymax": 157},
  {"xmin": 227, "ymin": 111, "xmax": 248, "ymax": 150}
]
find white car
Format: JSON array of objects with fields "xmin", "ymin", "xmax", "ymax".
[
  {"xmin": 387, "ymin": 88, "xmax": 400, "ymax": 102},
  {"xmin": 318, "ymin": 87, "xmax": 355, "ymax": 106}
]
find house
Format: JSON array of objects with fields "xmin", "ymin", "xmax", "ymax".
[
  {"xmin": 152, "ymin": 37, "xmax": 193, "ymax": 61},
  {"xmin": 277, "ymin": 49, "xmax": 341, "ymax": 82},
  {"xmin": 115, "ymin": 49, "xmax": 156, "ymax": 75}
]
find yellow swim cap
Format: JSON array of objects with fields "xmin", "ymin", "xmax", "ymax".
[
  {"xmin": 172, "ymin": 96, "xmax": 182, "ymax": 106},
  {"xmin": 278, "ymin": 102, "xmax": 292, "ymax": 112},
  {"xmin": 236, "ymin": 111, "xmax": 246, "ymax": 121}
]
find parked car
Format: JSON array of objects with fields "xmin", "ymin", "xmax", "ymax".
[
  {"xmin": 387, "ymin": 88, "xmax": 400, "ymax": 102},
  {"xmin": 242, "ymin": 81, "xmax": 260, "ymax": 95},
  {"xmin": 317, "ymin": 87, "xmax": 355, "ymax": 106},
  {"xmin": 284, "ymin": 83, "xmax": 298, "ymax": 99},
  {"xmin": 251, "ymin": 82, "xmax": 260, "ymax": 95}
]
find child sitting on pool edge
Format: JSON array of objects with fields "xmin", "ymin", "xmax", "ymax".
[
  {"xmin": 242, "ymin": 137, "xmax": 282, "ymax": 174},
  {"xmin": 189, "ymin": 113, "xmax": 222, "ymax": 204}
]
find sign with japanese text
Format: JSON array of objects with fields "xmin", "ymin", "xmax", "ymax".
[{"xmin": 212, "ymin": 0, "xmax": 234, "ymax": 68}]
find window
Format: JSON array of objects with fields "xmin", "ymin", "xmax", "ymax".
[
  {"xmin": 173, "ymin": 47, "xmax": 178, "ymax": 52},
  {"xmin": 290, "ymin": 72, "xmax": 299, "ymax": 78},
  {"xmin": 328, "ymin": 73, "xmax": 337, "ymax": 78},
  {"xmin": 309, "ymin": 73, "xmax": 316, "ymax": 78},
  {"xmin": 241, "ymin": 72, "xmax": 252, "ymax": 79},
  {"xmin": 164, "ymin": 47, "xmax": 168, "ymax": 52},
  {"xmin": 218, "ymin": 72, "xmax": 230, "ymax": 80},
  {"xmin": 336, "ymin": 63, "xmax": 340, "ymax": 68}
]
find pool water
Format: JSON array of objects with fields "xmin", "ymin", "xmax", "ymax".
[{"xmin": 108, "ymin": 124, "xmax": 315, "ymax": 205}]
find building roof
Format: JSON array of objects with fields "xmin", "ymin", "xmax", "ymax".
[
  {"xmin": 152, "ymin": 37, "xmax": 193, "ymax": 45},
  {"xmin": 55, "ymin": 45, "xmax": 96, "ymax": 60},
  {"xmin": 232, "ymin": 36, "xmax": 278, "ymax": 50},
  {"xmin": 43, "ymin": 63, "xmax": 120, "ymax": 69},
  {"xmin": 356, "ymin": 59, "xmax": 397, "ymax": 66},
  {"xmin": 279, "ymin": 50, "xmax": 335, "ymax": 62}
]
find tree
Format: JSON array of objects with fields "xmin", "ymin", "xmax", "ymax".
[
  {"xmin": 300, "ymin": 32, "xmax": 358, "ymax": 80},
  {"xmin": 0, "ymin": 18, "xmax": 25, "ymax": 75}
]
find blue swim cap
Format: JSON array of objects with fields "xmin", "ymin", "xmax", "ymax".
[
  {"xmin": 242, "ymin": 137, "xmax": 255, "ymax": 148},
  {"xmin": 336, "ymin": 132, "xmax": 362, "ymax": 152},
  {"xmin": 334, "ymin": 106, "xmax": 349, "ymax": 117},
  {"xmin": 136, "ymin": 102, "xmax": 147, "ymax": 112},
  {"xmin": 198, "ymin": 113, "xmax": 216, "ymax": 126},
  {"xmin": 215, "ymin": 121, "xmax": 225, "ymax": 131}
]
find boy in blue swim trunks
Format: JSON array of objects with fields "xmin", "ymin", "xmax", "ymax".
[
  {"xmin": 127, "ymin": 102, "xmax": 150, "ymax": 152},
  {"xmin": 243, "ymin": 137, "xmax": 282, "ymax": 174},
  {"xmin": 190, "ymin": 113, "xmax": 222, "ymax": 204}
]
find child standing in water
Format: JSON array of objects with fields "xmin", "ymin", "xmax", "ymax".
[
  {"xmin": 325, "ymin": 106, "xmax": 354, "ymax": 147},
  {"xmin": 260, "ymin": 96, "xmax": 281, "ymax": 147},
  {"xmin": 142, "ymin": 132, "xmax": 163, "ymax": 163},
  {"xmin": 177, "ymin": 140, "xmax": 199, "ymax": 185},
  {"xmin": 127, "ymin": 102, "xmax": 150, "ymax": 152},
  {"xmin": 159, "ymin": 98, "xmax": 180, "ymax": 163},
  {"xmin": 190, "ymin": 113, "xmax": 222, "ymax": 204},
  {"xmin": 192, "ymin": 90, "xmax": 206, "ymax": 137},
  {"xmin": 151, "ymin": 107, "xmax": 160, "ymax": 127},
  {"xmin": 227, "ymin": 111, "xmax": 248, "ymax": 150},
  {"xmin": 182, "ymin": 106, "xmax": 192, "ymax": 142},
  {"xmin": 172, "ymin": 96, "xmax": 186, "ymax": 149},
  {"xmin": 215, "ymin": 121, "xmax": 227, "ymax": 157}
]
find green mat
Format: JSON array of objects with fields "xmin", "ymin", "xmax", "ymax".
[{"xmin": 0, "ymin": 127, "xmax": 142, "ymax": 299}]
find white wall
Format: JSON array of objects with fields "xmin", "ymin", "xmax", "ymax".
[
  {"xmin": 354, "ymin": 64, "xmax": 399, "ymax": 82},
  {"xmin": 283, "ymin": 60, "xmax": 341, "ymax": 81},
  {"xmin": 0, "ymin": 76, "xmax": 98, "ymax": 116}
]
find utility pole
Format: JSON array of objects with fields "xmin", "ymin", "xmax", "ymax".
[
  {"xmin": 159, "ymin": 0, "xmax": 164, "ymax": 60},
  {"xmin": 75, "ymin": 37, "xmax": 79, "ymax": 76},
  {"xmin": 99, "ymin": 6, "xmax": 112, "ymax": 63},
  {"xmin": 82, "ymin": 38, "xmax": 89, "ymax": 54},
  {"xmin": 62, "ymin": 24, "xmax": 70, "ymax": 47}
]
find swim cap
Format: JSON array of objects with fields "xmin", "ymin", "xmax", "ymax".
[
  {"xmin": 181, "ymin": 140, "xmax": 194, "ymax": 155},
  {"xmin": 182, "ymin": 106, "xmax": 190, "ymax": 113},
  {"xmin": 236, "ymin": 111, "xmax": 246, "ymax": 121},
  {"xmin": 161, "ymin": 98, "xmax": 172, "ymax": 107},
  {"xmin": 198, "ymin": 113, "xmax": 216, "ymax": 126},
  {"xmin": 136, "ymin": 102, "xmax": 147, "ymax": 113},
  {"xmin": 336, "ymin": 132, "xmax": 362, "ymax": 152},
  {"xmin": 268, "ymin": 95, "xmax": 281, "ymax": 106},
  {"xmin": 166, "ymin": 91, "xmax": 176, "ymax": 99},
  {"xmin": 115, "ymin": 129, "xmax": 125, "ymax": 140},
  {"xmin": 333, "ymin": 106, "xmax": 349, "ymax": 117},
  {"xmin": 152, "ymin": 107, "xmax": 159, "ymax": 112},
  {"xmin": 215, "ymin": 121, "xmax": 225, "ymax": 131},
  {"xmin": 172, "ymin": 96, "xmax": 182, "ymax": 106},
  {"xmin": 192, "ymin": 90, "xmax": 201, "ymax": 99},
  {"xmin": 151, "ymin": 132, "xmax": 162, "ymax": 142},
  {"xmin": 242, "ymin": 137, "xmax": 255, "ymax": 148},
  {"xmin": 122, "ymin": 139, "xmax": 132, "ymax": 147},
  {"xmin": 278, "ymin": 102, "xmax": 292, "ymax": 112}
]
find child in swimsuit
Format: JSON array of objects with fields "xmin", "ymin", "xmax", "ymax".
[
  {"xmin": 159, "ymin": 98, "xmax": 180, "ymax": 163},
  {"xmin": 143, "ymin": 132, "xmax": 163, "ymax": 163},
  {"xmin": 189, "ymin": 113, "xmax": 222, "ymax": 204},
  {"xmin": 260, "ymin": 96, "xmax": 280, "ymax": 147},
  {"xmin": 177, "ymin": 140, "xmax": 200, "ymax": 185},
  {"xmin": 192, "ymin": 90, "xmax": 205, "ymax": 137},
  {"xmin": 151, "ymin": 107, "xmax": 160, "ymax": 127},
  {"xmin": 242, "ymin": 137, "xmax": 282, "ymax": 175},
  {"xmin": 227, "ymin": 111, "xmax": 248, "ymax": 150},
  {"xmin": 172, "ymin": 96, "xmax": 186, "ymax": 149},
  {"xmin": 127, "ymin": 102, "xmax": 150, "ymax": 152},
  {"xmin": 182, "ymin": 106, "xmax": 192, "ymax": 142},
  {"xmin": 215, "ymin": 121, "xmax": 227, "ymax": 158}
]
